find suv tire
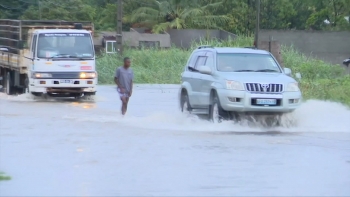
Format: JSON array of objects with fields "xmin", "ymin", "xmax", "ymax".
[
  {"xmin": 181, "ymin": 92, "xmax": 192, "ymax": 115},
  {"xmin": 210, "ymin": 95, "xmax": 226, "ymax": 123}
]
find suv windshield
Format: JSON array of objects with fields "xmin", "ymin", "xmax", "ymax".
[
  {"xmin": 37, "ymin": 33, "xmax": 94, "ymax": 58},
  {"xmin": 217, "ymin": 53, "xmax": 281, "ymax": 73}
]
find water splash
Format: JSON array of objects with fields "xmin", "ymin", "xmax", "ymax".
[
  {"xmin": 61, "ymin": 100, "xmax": 350, "ymax": 133},
  {"xmin": 2, "ymin": 92, "xmax": 350, "ymax": 133}
]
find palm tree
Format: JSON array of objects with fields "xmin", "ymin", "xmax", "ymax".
[{"xmin": 124, "ymin": 0, "xmax": 229, "ymax": 33}]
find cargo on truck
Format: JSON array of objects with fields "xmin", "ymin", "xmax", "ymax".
[{"xmin": 0, "ymin": 20, "xmax": 98, "ymax": 99}]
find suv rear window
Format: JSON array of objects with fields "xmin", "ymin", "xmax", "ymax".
[{"xmin": 216, "ymin": 53, "xmax": 281, "ymax": 73}]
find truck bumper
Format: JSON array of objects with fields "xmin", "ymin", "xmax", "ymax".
[
  {"xmin": 29, "ymin": 78, "xmax": 97, "ymax": 94},
  {"xmin": 216, "ymin": 89, "xmax": 302, "ymax": 114}
]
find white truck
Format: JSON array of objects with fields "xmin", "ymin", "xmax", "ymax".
[{"xmin": 0, "ymin": 20, "xmax": 97, "ymax": 99}]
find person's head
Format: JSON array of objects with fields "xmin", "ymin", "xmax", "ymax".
[{"xmin": 123, "ymin": 57, "xmax": 131, "ymax": 68}]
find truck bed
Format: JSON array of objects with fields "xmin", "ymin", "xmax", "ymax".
[{"xmin": 0, "ymin": 52, "xmax": 19, "ymax": 70}]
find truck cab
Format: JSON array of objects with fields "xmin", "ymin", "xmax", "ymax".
[
  {"xmin": 25, "ymin": 29, "xmax": 97, "ymax": 98},
  {"xmin": 0, "ymin": 20, "xmax": 97, "ymax": 99}
]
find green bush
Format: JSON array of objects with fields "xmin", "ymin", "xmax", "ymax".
[
  {"xmin": 282, "ymin": 46, "xmax": 347, "ymax": 81},
  {"xmin": 281, "ymin": 46, "xmax": 350, "ymax": 106},
  {"xmin": 96, "ymin": 36, "xmax": 350, "ymax": 106},
  {"xmin": 96, "ymin": 37, "xmax": 251, "ymax": 84},
  {"xmin": 0, "ymin": 172, "xmax": 11, "ymax": 181},
  {"xmin": 96, "ymin": 47, "xmax": 188, "ymax": 84}
]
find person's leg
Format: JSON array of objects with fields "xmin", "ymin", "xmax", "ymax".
[
  {"xmin": 124, "ymin": 97, "xmax": 130, "ymax": 113},
  {"xmin": 118, "ymin": 90, "xmax": 125, "ymax": 115},
  {"xmin": 121, "ymin": 96, "xmax": 127, "ymax": 115}
]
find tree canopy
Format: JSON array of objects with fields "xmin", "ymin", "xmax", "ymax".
[{"xmin": 0, "ymin": 0, "xmax": 349, "ymax": 33}]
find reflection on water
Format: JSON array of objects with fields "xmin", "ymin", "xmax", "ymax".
[{"xmin": 70, "ymin": 102, "xmax": 96, "ymax": 109}]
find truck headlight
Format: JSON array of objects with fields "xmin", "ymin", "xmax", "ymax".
[
  {"xmin": 226, "ymin": 80, "xmax": 244, "ymax": 90},
  {"xmin": 286, "ymin": 82, "xmax": 300, "ymax": 92},
  {"xmin": 80, "ymin": 72, "xmax": 97, "ymax": 78},
  {"xmin": 33, "ymin": 73, "xmax": 52, "ymax": 78}
]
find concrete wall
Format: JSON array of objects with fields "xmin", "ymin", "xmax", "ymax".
[
  {"xmin": 258, "ymin": 41, "xmax": 283, "ymax": 67},
  {"xmin": 93, "ymin": 29, "xmax": 237, "ymax": 49},
  {"xmin": 93, "ymin": 30, "xmax": 171, "ymax": 48},
  {"xmin": 167, "ymin": 29, "xmax": 236, "ymax": 48},
  {"xmin": 258, "ymin": 30, "xmax": 350, "ymax": 66}
]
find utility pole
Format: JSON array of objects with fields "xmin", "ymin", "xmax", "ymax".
[
  {"xmin": 254, "ymin": 0, "xmax": 260, "ymax": 48},
  {"xmin": 116, "ymin": 0, "xmax": 123, "ymax": 56},
  {"xmin": 38, "ymin": 0, "xmax": 42, "ymax": 20}
]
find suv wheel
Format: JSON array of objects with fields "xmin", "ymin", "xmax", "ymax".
[
  {"xmin": 181, "ymin": 93, "xmax": 192, "ymax": 115},
  {"xmin": 210, "ymin": 96, "xmax": 225, "ymax": 123}
]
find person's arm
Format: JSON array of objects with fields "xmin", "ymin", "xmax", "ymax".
[
  {"xmin": 129, "ymin": 70, "xmax": 134, "ymax": 96},
  {"xmin": 114, "ymin": 68, "xmax": 124, "ymax": 92}
]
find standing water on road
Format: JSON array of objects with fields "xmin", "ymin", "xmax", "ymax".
[{"xmin": 0, "ymin": 85, "xmax": 350, "ymax": 196}]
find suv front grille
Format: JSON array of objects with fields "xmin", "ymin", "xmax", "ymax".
[{"xmin": 245, "ymin": 83, "xmax": 283, "ymax": 93}]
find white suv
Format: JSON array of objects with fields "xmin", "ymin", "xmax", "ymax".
[{"xmin": 178, "ymin": 46, "xmax": 302, "ymax": 123}]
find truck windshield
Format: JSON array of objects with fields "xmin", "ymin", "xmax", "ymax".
[
  {"xmin": 216, "ymin": 53, "xmax": 281, "ymax": 73},
  {"xmin": 37, "ymin": 33, "xmax": 94, "ymax": 58}
]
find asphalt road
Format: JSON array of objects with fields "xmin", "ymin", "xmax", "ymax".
[{"xmin": 0, "ymin": 85, "xmax": 350, "ymax": 196}]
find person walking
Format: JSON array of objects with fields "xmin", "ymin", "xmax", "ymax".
[{"xmin": 114, "ymin": 57, "xmax": 134, "ymax": 115}]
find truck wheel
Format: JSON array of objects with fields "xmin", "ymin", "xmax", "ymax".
[
  {"xmin": 5, "ymin": 71, "xmax": 13, "ymax": 95},
  {"xmin": 180, "ymin": 93, "xmax": 192, "ymax": 115},
  {"xmin": 0, "ymin": 68, "xmax": 4, "ymax": 90},
  {"xmin": 82, "ymin": 95, "xmax": 95, "ymax": 101},
  {"xmin": 209, "ymin": 96, "xmax": 225, "ymax": 123}
]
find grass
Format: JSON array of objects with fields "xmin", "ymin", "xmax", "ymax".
[
  {"xmin": 0, "ymin": 172, "xmax": 11, "ymax": 181},
  {"xmin": 96, "ymin": 36, "xmax": 350, "ymax": 106},
  {"xmin": 282, "ymin": 46, "xmax": 350, "ymax": 106}
]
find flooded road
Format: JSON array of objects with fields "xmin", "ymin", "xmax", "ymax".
[{"xmin": 0, "ymin": 85, "xmax": 350, "ymax": 196}]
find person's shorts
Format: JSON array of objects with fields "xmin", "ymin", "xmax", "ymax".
[{"xmin": 117, "ymin": 88, "xmax": 129, "ymax": 98}]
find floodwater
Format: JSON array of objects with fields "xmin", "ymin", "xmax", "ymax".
[{"xmin": 0, "ymin": 85, "xmax": 350, "ymax": 196}]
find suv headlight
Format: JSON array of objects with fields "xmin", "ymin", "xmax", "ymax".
[
  {"xmin": 33, "ymin": 73, "xmax": 52, "ymax": 78},
  {"xmin": 80, "ymin": 72, "xmax": 97, "ymax": 78},
  {"xmin": 286, "ymin": 82, "xmax": 300, "ymax": 92},
  {"xmin": 226, "ymin": 80, "xmax": 244, "ymax": 90}
]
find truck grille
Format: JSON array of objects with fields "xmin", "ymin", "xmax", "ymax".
[
  {"xmin": 245, "ymin": 83, "xmax": 283, "ymax": 93},
  {"xmin": 51, "ymin": 72, "xmax": 80, "ymax": 79}
]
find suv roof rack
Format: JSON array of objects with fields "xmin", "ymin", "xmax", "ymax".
[{"xmin": 197, "ymin": 45, "xmax": 214, "ymax": 49}]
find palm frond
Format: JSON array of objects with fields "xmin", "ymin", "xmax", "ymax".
[
  {"xmin": 169, "ymin": 17, "xmax": 186, "ymax": 29},
  {"xmin": 153, "ymin": 22, "xmax": 171, "ymax": 33},
  {"xmin": 129, "ymin": 7, "xmax": 160, "ymax": 23},
  {"xmin": 181, "ymin": 8, "xmax": 204, "ymax": 19},
  {"xmin": 201, "ymin": 1, "xmax": 225, "ymax": 10}
]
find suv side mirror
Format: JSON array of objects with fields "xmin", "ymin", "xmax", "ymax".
[
  {"xmin": 284, "ymin": 67, "xmax": 292, "ymax": 76},
  {"xmin": 197, "ymin": 65, "xmax": 212, "ymax": 75}
]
